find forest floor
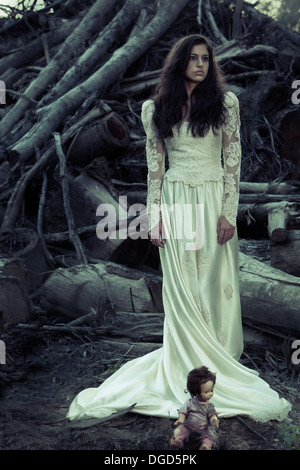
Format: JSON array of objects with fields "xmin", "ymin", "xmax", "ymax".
[{"xmin": 0, "ymin": 311, "xmax": 299, "ymax": 453}]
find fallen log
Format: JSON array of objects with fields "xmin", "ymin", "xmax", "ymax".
[
  {"xmin": 0, "ymin": 229, "xmax": 51, "ymax": 290},
  {"xmin": 6, "ymin": 0, "xmax": 190, "ymax": 162},
  {"xmin": 239, "ymin": 194, "xmax": 300, "ymax": 204},
  {"xmin": 0, "ymin": 275, "xmax": 33, "ymax": 324},
  {"xmin": 0, "ymin": 258, "xmax": 30, "ymax": 293},
  {"xmin": 0, "ymin": 18, "xmax": 80, "ymax": 76},
  {"xmin": 40, "ymin": 0, "xmax": 146, "ymax": 105},
  {"xmin": 54, "ymin": 132, "xmax": 88, "ymax": 265},
  {"xmin": 239, "ymin": 181, "xmax": 300, "ymax": 195},
  {"xmin": 0, "ymin": 0, "xmax": 118, "ymax": 140},
  {"xmin": 0, "ymin": 103, "xmax": 111, "ymax": 233},
  {"xmin": 0, "ymin": 258, "xmax": 32, "ymax": 324},
  {"xmin": 267, "ymin": 206, "xmax": 291, "ymax": 241},
  {"xmin": 69, "ymin": 157, "xmax": 128, "ymax": 260},
  {"xmin": 238, "ymin": 201, "xmax": 299, "ymax": 225},
  {"xmin": 16, "ymin": 311, "xmax": 164, "ymax": 343},
  {"xmin": 40, "ymin": 254, "xmax": 300, "ymax": 332},
  {"xmin": 239, "ymin": 252, "xmax": 300, "ymax": 332},
  {"xmin": 40, "ymin": 260, "xmax": 163, "ymax": 319},
  {"xmin": 66, "ymin": 112, "xmax": 130, "ymax": 165},
  {"xmin": 270, "ymin": 230, "xmax": 300, "ymax": 276}
]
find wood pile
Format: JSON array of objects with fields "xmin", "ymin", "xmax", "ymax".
[{"xmin": 0, "ymin": 0, "xmax": 299, "ymax": 335}]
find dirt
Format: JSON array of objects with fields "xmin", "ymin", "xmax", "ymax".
[{"xmin": 0, "ymin": 313, "xmax": 299, "ymax": 452}]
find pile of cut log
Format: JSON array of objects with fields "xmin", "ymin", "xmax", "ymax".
[{"xmin": 0, "ymin": 0, "xmax": 299, "ymax": 334}]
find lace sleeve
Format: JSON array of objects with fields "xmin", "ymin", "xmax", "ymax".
[
  {"xmin": 141, "ymin": 100, "xmax": 166, "ymax": 232},
  {"xmin": 221, "ymin": 92, "xmax": 241, "ymax": 227}
]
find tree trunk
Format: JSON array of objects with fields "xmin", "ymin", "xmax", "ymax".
[
  {"xmin": 40, "ymin": 254, "xmax": 300, "ymax": 332},
  {"xmin": 6, "ymin": 0, "xmax": 190, "ymax": 162},
  {"xmin": 0, "ymin": 258, "xmax": 32, "ymax": 324},
  {"xmin": 66, "ymin": 112, "xmax": 130, "ymax": 165},
  {"xmin": 267, "ymin": 206, "xmax": 291, "ymax": 241},
  {"xmin": 270, "ymin": 231, "xmax": 300, "ymax": 276},
  {"xmin": 39, "ymin": 0, "xmax": 146, "ymax": 106},
  {"xmin": 69, "ymin": 157, "xmax": 128, "ymax": 260},
  {"xmin": 0, "ymin": 258, "xmax": 30, "ymax": 293},
  {"xmin": 238, "ymin": 201, "xmax": 299, "ymax": 225},
  {"xmin": 40, "ymin": 261, "xmax": 163, "ymax": 319},
  {"xmin": 0, "ymin": 0, "xmax": 118, "ymax": 140},
  {"xmin": 0, "ymin": 18, "xmax": 80, "ymax": 76},
  {"xmin": 1, "ymin": 103, "xmax": 111, "ymax": 233},
  {"xmin": 0, "ymin": 276, "xmax": 33, "ymax": 324},
  {"xmin": 239, "ymin": 252, "xmax": 300, "ymax": 332}
]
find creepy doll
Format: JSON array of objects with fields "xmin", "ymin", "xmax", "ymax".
[{"xmin": 170, "ymin": 366, "xmax": 219, "ymax": 450}]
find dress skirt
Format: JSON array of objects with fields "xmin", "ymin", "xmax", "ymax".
[{"xmin": 67, "ymin": 179, "xmax": 291, "ymax": 422}]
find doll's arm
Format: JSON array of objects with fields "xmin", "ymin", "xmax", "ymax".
[
  {"xmin": 209, "ymin": 414, "xmax": 219, "ymax": 428},
  {"xmin": 174, "ymin": 412, "xmax": 186, "ymax": 426}
]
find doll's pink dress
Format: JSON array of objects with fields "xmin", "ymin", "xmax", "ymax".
[{"xmin": 174, "ymin": 397, "xmax": 218, "ymax": 448}]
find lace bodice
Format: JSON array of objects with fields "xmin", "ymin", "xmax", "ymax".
[{"xmin": 141, "ymin": 91, "xmax": 241, "ymax": 230}]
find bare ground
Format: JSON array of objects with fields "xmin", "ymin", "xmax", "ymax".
[{"xmin": 0, "ymin": 312, "xmax": 299, "ymax": 452}]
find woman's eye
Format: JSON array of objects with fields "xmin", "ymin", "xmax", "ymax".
[{"xmin": 189, "ymin": 56, "xmax": 196, "ymax": 60}]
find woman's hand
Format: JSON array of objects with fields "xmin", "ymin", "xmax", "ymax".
[
  {"xmin": 149, "ymin": 221, "xmax": 166, "ymax": 248},
  {"xmin": 217, "ymin": 215, "xmax": 235, "ymax": 245}
]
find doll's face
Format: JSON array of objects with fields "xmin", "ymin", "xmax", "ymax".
[{"xmin": 199, "ymin": 380, "xmax": 214, "ymax": 402}]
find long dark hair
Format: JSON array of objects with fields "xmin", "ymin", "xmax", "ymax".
[{"xmin": 153, "ymin": 34, "xmax": 226, "ymax": 139}]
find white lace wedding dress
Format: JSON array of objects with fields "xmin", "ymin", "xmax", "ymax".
[{"xmin": 67, "ymin": 92, "xmax": 291, "ymax": 423}]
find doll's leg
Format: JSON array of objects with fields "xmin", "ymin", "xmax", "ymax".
[
  {"xmin": 199, "ymin": 427, "xmax": 217, "ymax": 450},
  {"xmin": 170, "ymin": 424, "xmax": 189, "ymax": 448}
]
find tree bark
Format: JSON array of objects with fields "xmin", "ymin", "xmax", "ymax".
[
  {"xmin": 39, "ymin": 0, "xmax": 146, "ymax": 106},
  {"xmin": 69, "ymin": 157, "xmax": 128, "ymax": 260},
  {"xmin": 267, "ymin": 206, "xmax": 291, "ymax": 241},
  {"xmin": 40, "ymin": 254, "xmax": 300, "ymax": 332},
  {"xmin": 0, "ymin": 18, "xmax": 80, "ymax": 76},
  {"xmin": 66, "ymin": 112, "xmax": 130, "ymax": 165},
  {"xmin": 40, "ymin": 261, "xmax": 163, "ymax": 319},
  {"xmin": 0, "ymin": 258, "xmax": 33, "ymax": 323},
  {"xmin": 6, "ymin": 0, "xmax": 190, "ymax": 162},
  {"xmin": 239, "ymin": 252, "xmax": 300, "ymax": 332},
  {"xmin": 270, "ymin": 231, "xmax": 300, "ymax": 276},
  {"xmin": 1, "ymin": 104, "xmax": 110, "ymax": 233},
  {"xmin": 0, "ymin": 276, "xmax": 33, "ymax": 324},
  {"xmin": 0, "ymin": 0, "xmax": 118, "ymax": 140}
]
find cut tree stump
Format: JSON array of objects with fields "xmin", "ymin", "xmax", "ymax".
[
  {"xmin": 66, "ymin": 112, "xmax": 130, "ymax": 165},
  {"xmin": 268, "ymin": 206, "xmax": 292, "ymax": 241}
]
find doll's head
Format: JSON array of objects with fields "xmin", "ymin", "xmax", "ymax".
[{"xmin": 186, "ymin": 366, "xmax": 216, "ymax": 401}]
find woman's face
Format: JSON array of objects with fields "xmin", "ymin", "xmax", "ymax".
[{"xmin": 184, "ymin": 44, "xmax": 209, "ymax": 87}]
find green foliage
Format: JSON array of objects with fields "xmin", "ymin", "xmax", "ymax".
[{"xmin": 278, "ymin": 422, "xmax": 300, "ymax": 449}]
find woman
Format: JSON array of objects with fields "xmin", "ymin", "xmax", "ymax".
[{"xmin": 67, "ymin": 35, "xmax": 291, "ymax": 424}]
